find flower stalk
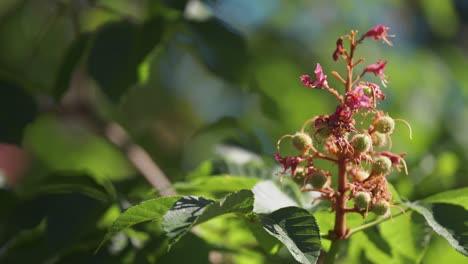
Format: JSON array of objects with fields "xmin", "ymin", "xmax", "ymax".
[{"xmin": 275, "ymin": 24, "xmax": 412, "ymax": 263}]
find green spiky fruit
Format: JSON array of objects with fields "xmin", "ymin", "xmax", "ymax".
[
  {"xmin": 310, "ymin": 173, "xmax": 328, "ymax": 188},
  {"xmin": 352, "ymin": 134, "xmax": 372, "ymax": 153},
  {"xmin": 371, "ymin": 132, "xmax": 387, "ymax": 147},
  {"xmin": 354, "ymin": 192, "xmax": 371, "ymax": 209},
  {"xmin": 372, "ymin": 156, "xmax": 392, "ymax": 175},
  {"xmin": 371, "ymin": 200, "xmax": 390, "ymax": 216},
  {"xmin": 374, "ymin": 116, "xmax": 395, "ymax": 134},
  {"xmin": 292, "ymin": 132, "xmax": 312, "ymax": 153}
]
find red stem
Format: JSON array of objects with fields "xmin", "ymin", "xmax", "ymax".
[{"xmin": 333, "ymin": 156, "xmax": 348, "ymax": 239}]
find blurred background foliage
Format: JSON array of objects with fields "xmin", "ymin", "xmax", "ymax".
[{"xmin": 0, "ymin": 0, "xmax": 467, "ymax": 263}]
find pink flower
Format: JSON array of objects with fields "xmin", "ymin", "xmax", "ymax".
[
  {"xmin": 364, "ymin": 24, "xmax": 394, "ymax": 45},
  {"xmin": 301, "ymin": 63, "xmax": 329, "ymax": 89},
  {"xmin": 345, "ymin": 86, "xmax": 372, "ymax": 110},
  {"xmin": 364, "ymin": 60, "xmax": 388, "ymax": 84},
  {"xmin": 332, "ymin": 37, "xmax": 345, "ymax": 61},
  {"xmin": 274, "ymin": 153, "xmax": 301, "ymax": 177}
]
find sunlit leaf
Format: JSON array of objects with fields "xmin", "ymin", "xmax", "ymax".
[
  {"xmin": 163, "ymin": 189, "xmax": 254, "ymax": 245},
  {"xmin": 101, "ymin": 196, "xmax": 181, "ymax": 247},
  {"xmin": 252, "ymin": 180, "xmax": 298, "ymax": 214},
  {"xmin": 380, "ymin": 211, "xmax": 432, "ymax": 263},
  {"xmin": 244, "ymin": 214, "xmax": 281, "ymax": 254},
  {"xmin": 423, "ymin": 187, "xmax": 468, "ymax": 210},
  {"xmin": 260, "ymin": 206, "xmax": 321, "ymax": 264}
]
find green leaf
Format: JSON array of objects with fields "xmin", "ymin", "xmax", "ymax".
[
  {"xmin": 53, "ymin": 33, "xmax": 91, "ymax": 100},
  {"xmin": 380, "ymin": 211, "xmax": 432, "ymax": 263},
  {"xmin": 88, "ymin": 18, "xmax": 163, "ymax": 102},
  {"xmin": 185, "ymin": 18, "xmax": 249, "ymax": 83},
  {"xmin": 252, "ymin": 181, "xmax": 298, "ymax": 214},
  {"xmin": 259, "ymin": 206, "xmax": 321, "ymax": 264},
  {"xmin": 244, "ymin": 214, "xmax": 281, "ymax": 254},
  {"xmin": 347, "ymin": 230, "xmax": 393, "ymax": 263},
  {"xmin": 423, "ymin": 187, "xmax": 468, "ymax": 210},
  {"xmin": 0, "ymin": 80, "xmax": 37, "ymax": 144},
  {"xmin": 405, "ymin": 201, "xmax": 468, "ymax": 256},
  {"xmin": 156, "ymin": 232, "xmax": 210, "ymax": 263},
  {"xmin": 163, "ymin": 189, "xmax": 254, "ymax": 245},
  {"xmin": 102, "ymin": 196, "xmax": 181, "ymax": 247},
  {"xmin": 18, "ymin": 172, "xmax": 115, "ymax": 202}
]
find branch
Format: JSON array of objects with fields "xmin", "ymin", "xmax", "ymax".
[{"xmin": 48, "ymin": 68, "xmax": 177, "ymax": 196}]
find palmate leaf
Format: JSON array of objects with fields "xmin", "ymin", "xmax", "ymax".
[
  {"xmin": 163, "ymin": 189, "xmax": 254, "ymax": 246},
  {"xmin": 260, "ymin": 206, "xmax": 321, "ymax": 264}
]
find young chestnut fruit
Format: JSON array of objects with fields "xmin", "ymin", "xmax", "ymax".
[
  {"xmin": 292, "ymin": 132, "xmax": 313, "ymax": 153},
  {"xmin": 371, "ymin": 200, "xmax": 390, "ymax": 216},
  {"xmin": 374, "ymin": 116, "xmax": 395, "ymax": 134},
  {"xmin": 310, "ymin": 172, "xmax": 328, "ymax": 189},
  {"xmin": 371, "ymin": 156, "xmax": 392, "ymax": 175},
  {"xmin": 351, "ymin": 134, "xmax": 372, "ymax": 153},
  {"xmin": 354, "ymin": 192, "xmax": 371, "ymax": 209}
]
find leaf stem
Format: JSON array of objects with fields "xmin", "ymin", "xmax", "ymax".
[{"xmin": 347, "ymin": 209, "xmax": 409, "ymax": 237}]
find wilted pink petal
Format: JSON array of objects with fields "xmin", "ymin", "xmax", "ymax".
[
  {"xmin": 332, "ymin": 37, "xmax": 345, "ymax": 61},
  {"xmin": 364, "ymin": 60, "xmax": 388, "ymax": 85},
  {"xmin": 365, "ymin": 24, "xmax": 394, "ymax": 45},
  {"xmin": 274, "ymin": 153, "xmax": 301, "ymax": 177}
]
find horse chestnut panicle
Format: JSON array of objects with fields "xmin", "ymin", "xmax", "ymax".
[
  {"xmin": 292, "ymin": 132, "xmax": 313, "ymax": 153},
  {"xmin": 351, "ymin": 134, "xmax": 372, "ymax": 153},
  {"xmin": 374, "ymin": 116, "xmax": 395, "ymax": 134},
  {"xmin": 354, "ymin": 192, "xmax": 371, "ymax": 209},
  {"xmin": 371, "ymin": 199, "xmax": 390, "ymax": 216},
  {"xmin": 371, "ymin": 156, "xmax": 392, "ymax": 175}
]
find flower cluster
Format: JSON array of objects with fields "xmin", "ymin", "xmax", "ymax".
[{"xmin": 276, "ymin": 25, "xmax": 411, "ymax": 226}]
